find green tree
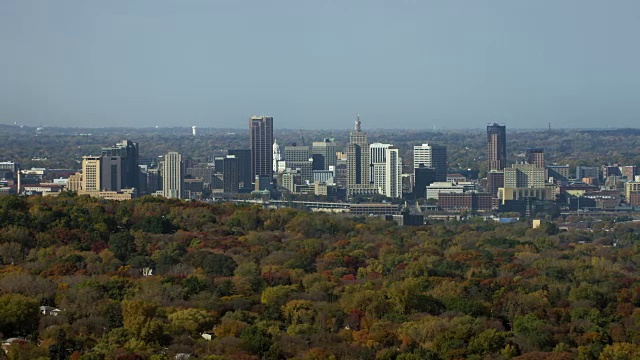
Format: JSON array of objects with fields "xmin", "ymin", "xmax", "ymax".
[
  {"xmin": 121, "ymin": 300, "xmax": 167, "ymax": 344},
  {"xmin": 168, "ymin": 308, "xmax": 214, "ymax": 335},
  {"xmin": 0, "ymin": 293, "xmax": 39, "ymax": 337},
  {"xmin": 261, "ymin": 285, "xmax": 296, "ymax": 306},
  {"xmin": 108, "ymin": 232, "xmax": 136, "ymax": 262},
  {"xmin": 202, "ymin": 253, "xmax": 237, "ymax": 277}
]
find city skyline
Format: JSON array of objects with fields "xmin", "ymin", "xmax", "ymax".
[{"xmin": 2, "ymin": 1, "xmax": 640, "ymax": 129}]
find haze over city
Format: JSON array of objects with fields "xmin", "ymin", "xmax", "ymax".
[{"xmin": 2, "ymin": 0, "xmax": 640, "ymax": 129}]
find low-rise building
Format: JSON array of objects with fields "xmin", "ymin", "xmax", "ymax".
[
  {"xmin": 438, "ymin": 192, "xmax": 492, "ymax": 212},
  {"xmin": 350, "ymin": 203, "xmax": 401, "ymax": 216}
]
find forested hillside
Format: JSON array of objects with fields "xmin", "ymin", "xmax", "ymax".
[{"xmin": 1, "ymin": 194, "xmax": 640, "ymax": 359}]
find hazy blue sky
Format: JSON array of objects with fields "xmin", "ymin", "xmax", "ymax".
[{"xmin": 1, "ymin": 1, "xmax": 639, "ymax": 129}]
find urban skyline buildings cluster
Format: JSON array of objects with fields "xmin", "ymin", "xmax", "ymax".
[{"xmin": 5, "ymin": 114, "xmax": 640, "ymax": 217}]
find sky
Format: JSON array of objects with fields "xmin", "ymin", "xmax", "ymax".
[{"xmin": 1, "ymin": 0, "xmax": 640, "ymax": 130}]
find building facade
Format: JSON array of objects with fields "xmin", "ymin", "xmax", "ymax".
[
  {"xmin": 312, "ymin": 139, "xmax": 337, "ymax": 171},
  {"xmin": 546, "ymin": 165, "xmax": 570, "ymax": 184},
  {"xmin": 414, "ymin": 143, "xmax": 447, "ymax": 182},
  {"xmin": 525, "ymin": 148, "xmax": 545, "ymax": 168},
  {"xmin": 504, "ymin": 164, "xmax": 546, "ymax": 188},
  {"xmin": 576, "ymin": 166, "xmax": 599, "ymax": 181},
  {"xmin": 284, "ymin": 145, "xmax": 313, "ymax": 183},
  {"xmin": 438, "ymin": 192, "xmax": 492, "ymax": 212}
]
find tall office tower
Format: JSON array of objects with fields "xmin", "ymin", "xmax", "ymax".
[
  {"xmin": 347, "ymin": 115, "xmax": 370, "ymax": 188},
  {"xmin": 222, "ymin": 155, "xmax": 239, "ymax": 193},
  {"xmin": 162, "ymin": 152, "xmax": 183, "ymax": 199},
  {"xmin": 487, "ymin": 123, "xmax": 507, "ymax": 171},
  {"xmin": 272, "ymin": 139, "xmax": 281, "ymax": 173},
  {"xmin": 414, "ymin": 165, "xmax": 436, "ymax": 199},
  {"xmin": 82, "ymin": 156, "xmax": 102, "ymax": 191},
  {"xmin": 250, "ymin": 116, "xmax": 274, "ymax": 184},
  {"xmin": 384, "ymin": 147, "xmax": 402, "ymax": 198},
  {"xmin": 228, "ymin": 149, "xmax": 251, "ymax": 190},
  {"xmin": 312, "ymin": 139, "xmax": 337, "ymax": 171},
  {"xmin": 504, "ymin": 164, "xmax": 546, "ymax": 188},
  {"xmin": 101, "ymin": 140, "xmax": 139, "ymax": 192},
  {"xmin": 413, "ymin": 143, "xmax": 447, "ymax": 182},
  {"xmin": 284, "ymin": 145, "xmax": 313, "ymax": 183},
  {"xmin": 370, "ymin": 143, "xmax": 392, "ymax": 191},
  {"xmin": 101, "ymin": 156, "xmax": 122, "ymax": 191},
  {"xmin": 525, "ymin": 148, "xmax": 545, "ymax": 168}
]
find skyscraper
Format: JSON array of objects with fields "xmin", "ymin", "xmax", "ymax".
[
  {"xmin": 101, "ymin": 140, "xmax": 139, "ymax": 192},
  {"xmin": 347, "ymin": 115, "xmax": 370, "ymax": 188},
  {"xmin": 162, "ymin": 152, "xmax": 183, "ymax": 199},
  {"xmin": 222, "ymin": 155, "xmax": 239, "ymax": 193},
  {"xmin": 101, "ymin": 156, "xmax": 122, "ymax": 191},
  {"xmin": 413, "ymin": 143, "xmax": 447, "ymax": 182},
  {"xmin": 227, "ymin": 149, "xmax": 251, "ymax": 190},
  {"xmin": 81, "ymin": 156, "xmax": 102, "ymax": 191},
  {"xmin": 504, "ymin": 164, "xmax": 546, "ymax": 188},
  {"xmin": 250, "ymin": 116, "xmax": 274, "ymax": 185},
  {"xmin": 370, "ymin": 143, "xmax": 392, "ymax": 191},
  {"xmin": 284, "ymin": 145, "xmax": 313, "ymax": 183},
  {"xmin": 487, "ymin": 123, "xmax": 507, "ymax": 171},
  {"xmin": 312, "ymin": 139, "xmax": 337, "ymax": 171},
  {"xmin": 384, "ymin": 147, "xmax": 402, "ymax": 198}
]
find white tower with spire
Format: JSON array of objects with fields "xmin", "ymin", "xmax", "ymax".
[{"xmin": 273, "ymin": 139, "xmax": 282, "ymax": 172}]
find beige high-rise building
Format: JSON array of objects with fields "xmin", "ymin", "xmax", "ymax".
[
  {"xmin": 162, "ymin": 152, "xmax": 183, "ymax": 199},
  {"xmin": 82, "ymin": 156, "xmax": 102, "ymax": 191},
  {"xmin": 504, "ymin": 163, "xmax": 546, "ymax": 188}
]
